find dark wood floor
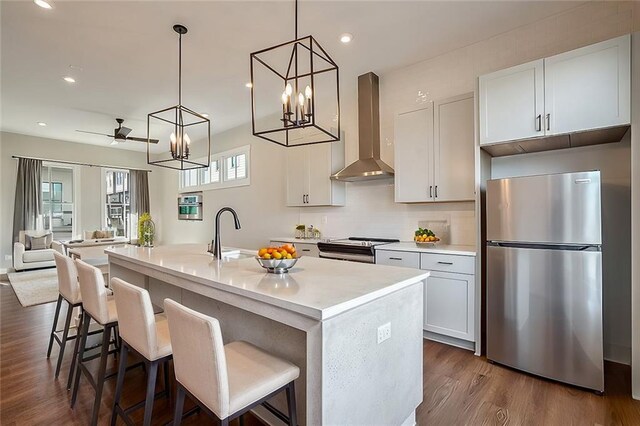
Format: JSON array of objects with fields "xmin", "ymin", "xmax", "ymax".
[{"xmin": 2, "ymin": 282, "xmax": 640, "ymax": 425}]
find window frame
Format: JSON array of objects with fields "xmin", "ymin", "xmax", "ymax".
[{"xmin": 178, "ymin": 145, "xmax": 251, "ymax": 192}]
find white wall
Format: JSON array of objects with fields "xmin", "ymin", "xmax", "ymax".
[
  {"xmin": 155, "ymin": 123, "xmax": 298, "ymax": 250},
  {"xmin": 491, "ymin": 136, "xmax": 632, "ymax": 364},
  {"xmin": 0, "ymin": 131, "xmax": 162, "ymax": 270}
]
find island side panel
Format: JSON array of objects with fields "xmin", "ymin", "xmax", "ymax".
[{"xmin": 322, "ymin": 281, "xmax": 424, "ymax": 425}]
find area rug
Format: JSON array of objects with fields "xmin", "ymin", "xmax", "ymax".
[{"xmin": 7, "ymin": 269, "xmax": 58, "ymax": 307}]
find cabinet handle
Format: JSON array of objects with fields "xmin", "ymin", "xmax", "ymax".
[
  {"xmin": 545, "ymin": 113, "xmax": 550, "ymax": 131},
  {"xmin": 429, "ymin": 186, "xmax": 433, "ymax": 198},
  {"xmin": 435, "ymin": 185, "xmax": 438, "ymax": 198},
  {"xmin": 536, "ymin": 114, "xmax": 542, "ymax": 132},
  {"xmin": 306, "ymin": 194, "xmax": 309, "ymax": 204},
  {"xmin": 437, "ymin": 261, "xmax": 453, "ymax": 265},
  {"xmin": 389, "ymin": 257, "xmax": 404, "ymax": 261},
  {"xmin": 302, "ymin": 249, "xmax": 311, "ymax": 252}
]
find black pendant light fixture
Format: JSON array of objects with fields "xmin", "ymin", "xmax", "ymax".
[
  {"xmin": 250, "ymin": 0, "xmax": 340, "ymax": 147},
  {"xmin": 147, "ymin": 24, "xmax": 211, "ymax": 170}
]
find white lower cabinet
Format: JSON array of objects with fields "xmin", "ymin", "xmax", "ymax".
[
  {"xmin": 376, "ymin": 249, "xmax": 476, "ymax": 346},
  {"xmin": 423, "ymin": 270, "xmax": 475, "ymax": 342}
]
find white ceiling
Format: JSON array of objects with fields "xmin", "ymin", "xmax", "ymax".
[{"xmin": 1, "ymin": 0, "xmax": 583, "ymax": 152}]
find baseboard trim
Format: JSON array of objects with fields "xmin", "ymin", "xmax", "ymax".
[
  {"xmin": 605, "ymin": 343, "xmax": 631, "ymax": 365},
  {"xmin": 424, "ymin": 330, "xmax": 476, "ymax": 352}
]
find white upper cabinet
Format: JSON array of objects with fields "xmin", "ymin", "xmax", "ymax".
[
  {"xmin": 544, "ymin": 35, "xmax": 630, "ymax": 135},
  {"xmin": 394, "ymin": 93, "xmax": 475, "ymax": 203},
  {"xmin": 394, "ymin": 106, "xmax": 434, "ymax": 203},
  {"xmin": 479, "ymin": 35, "xmax": 630, "ymax": 147},
  {"xmin": 285, "ymin": 139, "xmax": 345, "ymax": 207},
  {"xmin": 479, "ymin": 59, "xmax": 544, "ymax": 145},
  {"xmin": 433, "ymin": 94, "xmax": 475, "ymax": 202}
]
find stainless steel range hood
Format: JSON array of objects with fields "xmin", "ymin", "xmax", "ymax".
[{"xmin": 331, "ymin": 72, "xmax": 394, "ymax": 182}]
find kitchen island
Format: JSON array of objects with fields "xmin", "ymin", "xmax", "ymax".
[{"xmin": 106, "ymin": 244, "xmax": 428, "ymax": 426}]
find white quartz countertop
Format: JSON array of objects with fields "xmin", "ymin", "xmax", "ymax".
[
  {"xmin": 376, "ymin": 242, "xmax": 477, "ymax": 256},
  {"xmin": 105, "ymin": 244, "xmax": 428, "ymax": 321}
]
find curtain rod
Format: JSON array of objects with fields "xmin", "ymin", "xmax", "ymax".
[{"xmin": 11, "ymin": 156, "xmax": 153, "ymax": 173}]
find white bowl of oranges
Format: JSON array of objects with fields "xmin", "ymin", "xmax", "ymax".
[
  {"xmin": 414, "ymin": 228, "xmax": 440, "ymax": 246},
  {"xmin": 256, "ymin": 244, "xmax": 299, "ymax": 274}
]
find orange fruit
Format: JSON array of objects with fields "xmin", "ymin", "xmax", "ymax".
[
  {"xmin": 258, "ymin": 248, "xmax": 268, "ymax": 257},
  {"xmin": 273, "ymin": 251, "xmax": 283, "ymax": 260}
]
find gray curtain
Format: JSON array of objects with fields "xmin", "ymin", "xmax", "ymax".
[
  {"xmin": 12, "ymin": 158, "xmax": 43, "ymax": 242},
  {"xmin": 130, "ymin": 169, "xmax": 150, "ymax": 217}
]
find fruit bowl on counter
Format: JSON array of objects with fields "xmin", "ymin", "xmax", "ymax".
[
  {"xmin": 256, "ymin": 244, "xmax": 299, "ymax": 274},
  {"xmin": 414, "ymin": 227, "xmax": 440, "ymax": 247}
]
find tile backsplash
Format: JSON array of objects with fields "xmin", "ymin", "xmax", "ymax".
[{"xmin": 296, "ymin": 180, "xmax": 476, "ymax": 246}]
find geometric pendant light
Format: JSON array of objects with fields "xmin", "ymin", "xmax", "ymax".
[
  {"xmin": 250, "ymin": 0, "xmax": 340, "ymax": 147},
  {"xmin": 147, "ymin": 24, "xmax": 211, "ymax": 170}
]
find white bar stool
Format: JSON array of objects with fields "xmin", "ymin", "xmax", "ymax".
[
  {"xmin": 110, "ymin": 278, "xmax": 173, "ymax": 426},
  {"xmin": 71, "ymin": 260, "xmax": 120, "ymax": 426},
  {"xmin": 49, "ymin": 252, "xmax": 102, "ymax": 389},
  {"xmin": 164, "ymin": 298, "xmax": 300, "ymax": 426}
]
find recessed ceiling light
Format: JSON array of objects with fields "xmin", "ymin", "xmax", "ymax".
[
  {"xmin": 63, "ymin": 76, "xmax": 76, "ymax": 83},
  {"xmin": 339, "ymin": 33, "xmax": 353, "ymax": 44},
  {"xmin": 201, "ymin": 113, "xmax": 209, "ymax": 118},
  {"xmin": 34, "ymin": 0, "xmax": 52, "ymax": 9},
  {"xmin": 245, "ymin": 82, "xmax": 253, "ymax": 88},
  {"xmin": 37, "ymin": 122, "xmax": 47, "ymax": 126}
]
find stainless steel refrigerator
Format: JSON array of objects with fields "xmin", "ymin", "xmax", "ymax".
[{"xmin": 486, "ymin": 170, "xmax": 604, "ymax": 392}]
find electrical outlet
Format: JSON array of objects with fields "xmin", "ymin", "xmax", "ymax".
[
  {"xmin": 4, "ymin": 255, "xmax": 11, "ymax": 261},
  {"xmin": 377, "ymin": 322, "xmax": 391, "ymax": 344}
]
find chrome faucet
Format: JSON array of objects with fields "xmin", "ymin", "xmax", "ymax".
[{"xmin": 209, "ymin": 207, "xmax": 241, "ymax": 258}]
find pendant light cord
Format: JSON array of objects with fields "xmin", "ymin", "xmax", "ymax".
[
  {"xmin": 178, "ymin": 32, "xmax": 182, "ymax": 106},
  {"xmin": 294, "ymin": 0, "xmax": 298, "ymax": 39}
]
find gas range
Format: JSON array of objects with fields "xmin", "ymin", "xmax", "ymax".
[{"xmin": 317, "ymin": 237, "xmax": 400, "ymax": 264}]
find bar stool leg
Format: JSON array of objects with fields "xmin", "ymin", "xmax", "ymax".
[
  {"xmin": 71, "ymin": 311, "xmax": 91, "ymax": 408},
  {"xmin": 90, "ymin": 324, "xmax": 112, "ymax": 426},
  {"xmin": 47, "ymin": 295, "xmax": 63, "ymax": 358},
  {"xmin": 142, "ymin": 360, "xmax": 159, "ymax": 426},
  {"xmin": 110, "ymin": 343, "xmax": 129, "ymax": 426},
  {"xmin": 66, "ymin": 307, "xmax": 83, "ymax": 390},
  {"xmin": 172, "ymin": 385, "xmax": 186, "ymax": 426},
  {"xmin": 286, "ymin": 382, "xmax": 297, "ymax": 426},
  {"xmin": 163, "ymin": 359, "xmax": 171, "ymax": 404},
  {"xmin": 54, "ymin": 300, "xmax": 74, "ymax": 378}
]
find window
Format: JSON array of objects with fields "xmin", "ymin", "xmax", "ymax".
[
  {"xmin": 42, "ymin": 165, "xmax": 75, "ymax": 240},
  {"xmin": 178, "ymin": 145, "xmax": 250, "ymax": 191},
  {"xmin": 103, "ymin": 169, "xmax": 130, "ymax": 237}
]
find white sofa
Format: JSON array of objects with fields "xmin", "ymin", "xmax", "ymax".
[{"xmin": 13, "ymin": 230, "xmax": 56, "ymax": 271}]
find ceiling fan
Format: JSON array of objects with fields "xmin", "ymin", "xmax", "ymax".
[{"xmin": 76, "ymin": 118, "xmax": 159, "ymax": 145}]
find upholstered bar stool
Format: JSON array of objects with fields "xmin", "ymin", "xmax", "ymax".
[
  {"xmin": 110, "ymin": 278, "xmax": 172, "ymax": 426},
  {"xmin": 164, "ymin": 298, "xmax": 300, "ymax": 426},
  {"xmin": 48, "ymin": 252, "xmax": 84, "ymax": 386},
  {"xmin": 71, "ymin": 260, "xmax": 120, "ymax": 426}
]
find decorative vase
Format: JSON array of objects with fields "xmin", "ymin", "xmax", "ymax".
[{"xmin": 138, "ymin": 213, "xmax": 155, "ymax": 247}]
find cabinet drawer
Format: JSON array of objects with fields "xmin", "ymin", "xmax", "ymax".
[
  {"xmin": 376, "ymin": 250, "xmax": 420, "ymax": 268},
  {"xmin": 420, "ymin": 253, "xmax": 475, "ymax": 274},
  {"xmin": 293, "ymin": 242, "xmax": 319, "ymax": 258}
]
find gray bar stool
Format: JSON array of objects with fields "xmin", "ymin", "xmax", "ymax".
[
  {"xmin": 164, "ymin": 298, "xmax": 300, "ymax": 426},
  {"xmin": 71, "ymin": 260, "xmax": 120, "ymax": 426},
  {"xmin": 110, "ymin": 278, "xmax": 172, "ymax": 426}
]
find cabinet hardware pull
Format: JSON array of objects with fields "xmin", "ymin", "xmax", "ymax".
[
  {"xmin": 545, "ymin": 113, "xmax": 550, "ymax": 131},
  {"xmin": 536, "ymin": 114, "xmax": 542, "ymax": 131},
  {"xmin": 302, "ymin": 249, "xmax": 311, "ymax": 252},
  {"xmin": 430, "ymin": 186, "xmax": 433, "ymax": 198},
  {"xmin": 437, "ymin": 261, "xmax": 453, "ymax": 265},
  {"xmin": 389, "ymin": 257, "xmax": 403, "ymax": 261},
  {"xmin": 435, "ymin": 185, "xmax": 438, "ymax": 198}
]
